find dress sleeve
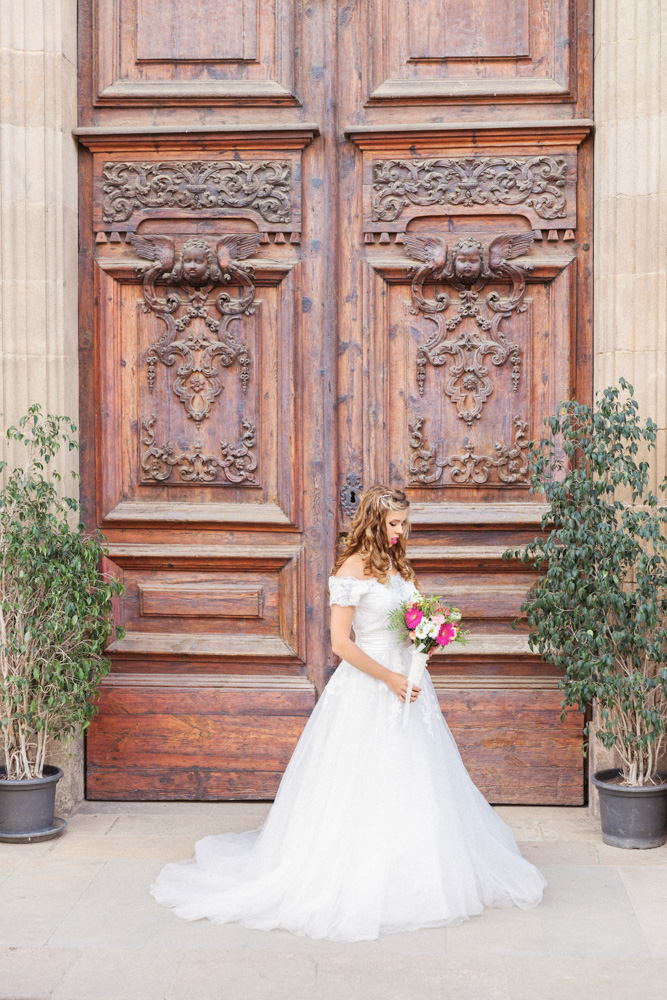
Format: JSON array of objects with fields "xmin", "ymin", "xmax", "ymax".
[{"xmin": 328, "ymin": 576, "xmax": 373, "ymax": 607}]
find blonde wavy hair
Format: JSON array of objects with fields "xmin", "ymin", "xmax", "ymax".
[{"xmin": 331, "ymin": 485, "xmax": 417, "ymax": 586}]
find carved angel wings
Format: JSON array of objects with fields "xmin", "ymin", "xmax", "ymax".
[
  {"xmin": 216, "ymin": 234, "xmax": 262, "ymax": 268},
  {"xmin": 129, "ymin": 233, "xmax": 261, "ymax": 276},
  {"xmin": 403, "ymin": 231, "xmax": 536, "ymax": 280},
  {"xmin": 403, "ymin": 236, "xmax": 449, "ymax": 270},
  {"xmin": 129, "ymin": 234, "xmax": 176, "ymax": 273},
  {"xmin": 486, "ymin": 232, "xmax": 536, "ymax": 272}
]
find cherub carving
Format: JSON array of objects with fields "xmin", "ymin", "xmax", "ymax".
[
  {"xmin": 129, "ymin": 233, "xmax": 261, "ymax": 312},
  {"xmin": 451, "ymin": 238, "xmax": 483, "ymax": 286},
  {"xmin": 178, "ymin": 238, "xmax": 217, "ymax": 286},
  {"xmin": 404, "ymin": 231, "xmax": 535, "ymax": 303},
  {"xmin": 129, "ymin": 233, "xmax": 262, "ymax": 418},
  {"xmin": 402, "ymin": 231, "xmax": 536, "ymax": 422}
]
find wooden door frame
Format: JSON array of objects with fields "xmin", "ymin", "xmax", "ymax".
[{"xmin": 76, "ymin": 0, "xmax": 594, "ymax": 804}]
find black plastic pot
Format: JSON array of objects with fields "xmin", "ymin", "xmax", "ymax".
[
  {"xmin": 592, "ymin": 768, "xmax": 667, "ymax": 849},
  {"xmin": 0, "ymin": 765, "xmax": 66, "ymax": 841}
]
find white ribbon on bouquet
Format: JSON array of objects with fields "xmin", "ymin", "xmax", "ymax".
[{"xmin": 402, "ymin": 642, "xmax": 429, "ymax": 727}]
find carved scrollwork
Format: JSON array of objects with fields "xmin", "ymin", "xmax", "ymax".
[
  {"xmin": 408, "ymin": 415, "xmax": 530, "ymax": 487},
  {"xmin": 131, "ymin": 234, "xmax": 259, "ymax": 420},
  {"xmin": 141, "ymin": 416, "xmax": 258, "ymax": 485},
  {"xmin": 219, "ymin": 420, "xmax": 258, "ymax": 484},
  {"xmin": 372, "ymin": 157, "xmax": 568, "ymax": 224},
  {"xmin": 404, "ymin": 232, "xmax": 534, "ymax": 423},
  {"xmin": 102, "ymin": 161, "xmax": 292, "ymax": 225}
]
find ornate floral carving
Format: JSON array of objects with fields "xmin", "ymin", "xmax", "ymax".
[
  {"xmin": 131, "ymin": 234, "xmax": 260, "ymax": 420},
  {"xmin": 102, "ymin": 161, "xmax": 292, "ymax": 225},
  {"xmin": 408, "ymin": 415, "xmax": 529, "ymax": 486},
  {"xmin": 141, "ymin": 416, "xmax": 258, "ymax": 485},
  {"xmin": 372, "ymin": 156, "xmax": 568, "ymax": 223},
  {"xmin": 404, "ymin": 232, "xmax": 534, "ymax": 423}
]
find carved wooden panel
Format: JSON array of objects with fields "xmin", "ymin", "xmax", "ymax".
[
  {"xmin": 104, "ymin": 544, "xmax": 304, "ymax": 667},
  {"xmin": 85, "ymin": 541, "xmax": 309, "ymax": 799},
  {"xmin": 86, "ymin": 675, "xmax": 316, "ymax": 799},
  {"xmin": 367, "ymin": 153, "xmax": 577, "ymax": 234},
  {"xmin": 366, "ymin": 0, "xmax": 572, "ymax": 102},
  {"xmin": 348, "ymin": 125, "xmax": 587, "ymax": 512},
  {"xmin": 96, "ymin": 243, "xmax": 298, "ymax": 525},
  {"xmin": 78, "ymin": 127, "xmax": 319, "ymax": 799},
  {"xmin": 94, "ymin": 146, "xmax": 306, "ymax": 239},
  {"xmin": 406, "ymin": 544, "xmax": 584, "ymax": 805},
  {"xmin": 138, "ymin": 583, "xmax": 264, "ymax": 619},
  {"xmin": 79, "ymin": 0, "xmax": 593, "ymax": 805},
  {"xmin": 364, "ymin": 242, "xmax": 571, "ymax": 499},
  {"xmin": 136, "ymin": 0, "xmax": 257, "ymax": 62},
  {"xmin": 408, "ymin": 1, "xmax": 530, "ymax": 61},
  {"xmin": 435, "ymin": 685, "xmax": 584, "ymax": 805},
  {"xmin": 338, "ymin": 120, "xmax": 592, "ymax": 805},
  {"xmin": 83, "ymin": 134, "xmax": 315, "ymax": 530},
  {"xmin": 93, "ymin": 0, "xmax": 297, "ymax": 105}
]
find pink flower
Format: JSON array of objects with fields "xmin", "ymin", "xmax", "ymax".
[
  {"xmin": 436, "ymin": 622, "xmax": 457, "ymax": 646},
  {"xmin": 432, "ymin": 613, "xmax": 445, "ymax": 626},
  {"xmin": 405, "ymin": 605, "xmax": 423, "ymax": 629}
]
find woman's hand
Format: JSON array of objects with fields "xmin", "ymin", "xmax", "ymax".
[{"xmin": 385, "ymin": 671, "xmax": 421, "ymax": 703}]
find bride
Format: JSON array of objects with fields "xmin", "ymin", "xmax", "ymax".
[{"xmin": 150, "ymin": 485, "xmax": 546, "ymax": 941}]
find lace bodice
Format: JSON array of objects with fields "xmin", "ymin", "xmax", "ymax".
[{"xmin": 328, "ymin": 573, "xmax": 419, "ymax": 643}]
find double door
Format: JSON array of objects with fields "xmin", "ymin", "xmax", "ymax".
[{"xmin": 78, "ymin": 0, "xmax": 592, "ymax": 803}]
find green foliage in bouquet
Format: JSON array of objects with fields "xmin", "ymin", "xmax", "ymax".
[
  {"xmin": 0, "ymin": 405, "xmax": 125, "ymax": 780},
  {"xmin": 504, "ymin": 380, "xmax": 667, "ymax": 786}
]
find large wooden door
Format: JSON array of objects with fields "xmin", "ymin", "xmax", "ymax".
[{"xmin": 79, "ymin": 1, "xmax": 592, "ymax": 803}]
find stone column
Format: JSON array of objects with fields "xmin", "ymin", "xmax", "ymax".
[
  {"xmin": 595, "ymin": 0, "xmax": 667, "ymax": 480},
  {"xmin": 591, "ymin": 0, "xmax": 667, "ymax": 812},
  {"xmin": 0, "ymin": 1, "xmax": 81, "ymax": 812}
]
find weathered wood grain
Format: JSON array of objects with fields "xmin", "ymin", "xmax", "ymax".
[{"xmin": 79, "ymin": 0, "xmax": 593, "ymax": 804}]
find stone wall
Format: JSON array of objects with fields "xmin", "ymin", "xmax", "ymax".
[
  {"xmin": 0, "ymin": 0, "xmax": 81, "ymax": 812},
  {"xmin": 590, "ymin": 0, "xmax": 667, "ymax": 813}
]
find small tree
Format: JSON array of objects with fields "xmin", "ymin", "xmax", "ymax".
[
  {"xmin": 0, "ymin": 406, "xmax": 124, "ymax": 780},
  {"xmin": 505, "ymin": 381, "xmax": 667, "ymax": 786}
]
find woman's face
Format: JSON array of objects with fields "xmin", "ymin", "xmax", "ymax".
[{"xmin": 384, "ymin": 509, "xmax": 408, "ymax": 547}]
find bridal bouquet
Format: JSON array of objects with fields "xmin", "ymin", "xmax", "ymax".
[{"xmin": 388, "ymin": 594, "xmax": 468, "ymax": 725}]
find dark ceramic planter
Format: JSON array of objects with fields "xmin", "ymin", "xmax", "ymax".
[
  {"xmin": 0, "ymin": 765, "xmax": 65, "ymax": 839},
  {"xmin": 592, "ymin": 768, "xmax": 667, "ymax": 849}
]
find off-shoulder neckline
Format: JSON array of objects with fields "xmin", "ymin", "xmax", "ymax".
[{"xmin": 329, "ymin": 572, "xmax": 402, "ymax": 584}]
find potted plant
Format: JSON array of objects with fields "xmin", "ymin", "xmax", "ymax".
[
  {"xmin": 505, "ymin": 381, "xmax": 667, "ymax": 848},
  {"xmin": 0, "ymin": 406, "xmax": 123, "ymax": 841}
]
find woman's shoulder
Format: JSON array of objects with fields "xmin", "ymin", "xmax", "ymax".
[
  {"xmin": 328, "ymin": 555, "xmax": 376, "ymax": 607},
  {"xmin": 333, "ymin": 553, "xmax": 371, "ymax": 581}
]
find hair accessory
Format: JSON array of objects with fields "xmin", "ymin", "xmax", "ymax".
[{"xmin": 378, "ymin": 493, "xmax": 395, "ymax": 508}]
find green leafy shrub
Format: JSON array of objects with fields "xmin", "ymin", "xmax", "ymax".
[
  {"xmin": 0, "ymin": 406, "xmax": 124, "ymax": 780},
  {"xmin": 505, "ymin": 380, "xmax": 667, "ymax": 786}
]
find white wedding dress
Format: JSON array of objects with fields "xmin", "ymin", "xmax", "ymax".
[{"xmin": 149, "ymin": 573, "xmax": 546, "ymax": 941}]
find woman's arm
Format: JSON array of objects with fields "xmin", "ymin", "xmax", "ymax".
[{"xmin": 330, "ymin": 603, "xmax": 420, "ymax": 702}]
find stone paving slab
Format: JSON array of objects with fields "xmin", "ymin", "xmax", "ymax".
[{"xmin": 1, "ymin": 804, "xmax": 666, "ymax": 1000}]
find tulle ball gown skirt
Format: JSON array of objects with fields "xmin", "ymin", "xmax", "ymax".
[{"xmin": 149, "ymin": 635, "xmax": 546, "ymax": 942}]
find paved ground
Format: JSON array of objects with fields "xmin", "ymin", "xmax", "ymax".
[{"xmin": 1, "ymin": 802, "xmax": 666, "ymax": 1000}]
